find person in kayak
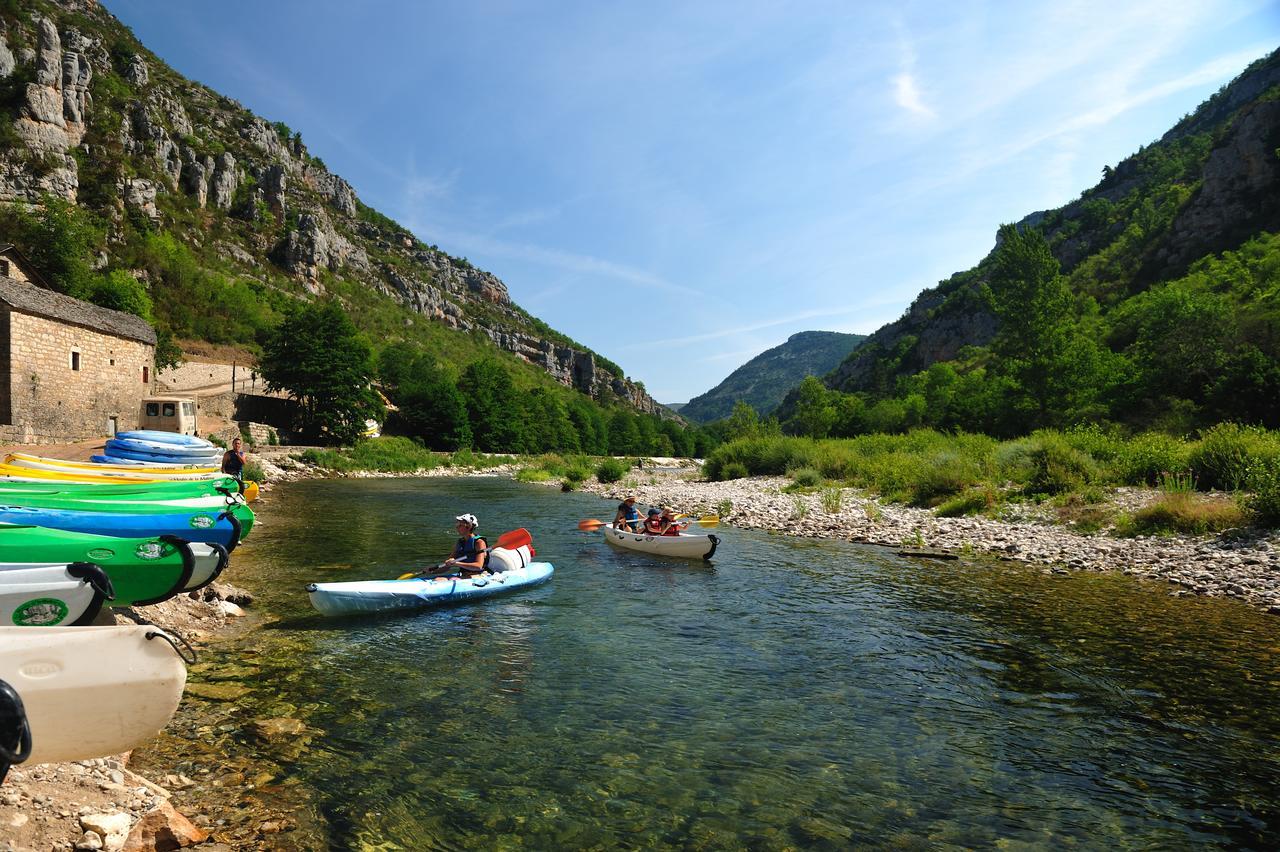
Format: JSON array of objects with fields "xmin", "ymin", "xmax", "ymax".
[
  {"xmin": 659, "ymin": 506, "xmax": 685, "ymax": 536},
  {"xmin": 613, "ymin": 495, "xmax": 642, "ymax": 531},
  {"xmin": 443, "ymin": 514, "xmax": 489, "ymax": 574},
  {"xmin": 642, "ymin": 507, "xmax": 664, "ymax": 534},
  {"xmin": 221, "ymin": 437, "xmax": 246, "ymax": 494}
]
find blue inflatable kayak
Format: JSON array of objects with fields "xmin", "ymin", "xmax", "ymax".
[
  {"xmin": 115, "ymin": 431, "xmax": 213, "ymax": 447},
  {"xmin": 107, "ymin": 438, "xmax": 220, "ymax": 459},
  {"xmin": 306, "ymin": 562, "xmax": 554, "ymax": 616},
  {"xmin": 0, "ymin": 504, "xmax": 247, "ymax": 550}
]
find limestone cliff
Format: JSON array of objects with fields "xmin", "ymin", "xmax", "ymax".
[{"xmin": 0, "ymin": 0, "xmax": 668, "ymax": 417}]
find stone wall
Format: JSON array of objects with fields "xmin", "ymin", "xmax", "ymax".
[{"xmin": 2, "ymin": 308, "xmax": 155, "ymax": 441}]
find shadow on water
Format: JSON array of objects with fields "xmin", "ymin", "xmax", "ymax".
[{"xmin": 136, "ymin": 477, "xmax": 1280, "ymax": 849}]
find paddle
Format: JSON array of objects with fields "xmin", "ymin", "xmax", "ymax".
[
  {"xmin": 677, "ymin": 513, "xmax": 720, "ymax": 526},
  {"xmin": 396, "ymin": 528, "xmax": 531, "ymax": 579}
]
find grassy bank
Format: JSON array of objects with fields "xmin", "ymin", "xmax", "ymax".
[{"xmin": 704, "ymin": 424, "xmax": 1280, "ymax": 533}]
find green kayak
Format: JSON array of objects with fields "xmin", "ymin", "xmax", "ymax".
[
  {"xmin": 0, "ymin": 524, "xmax": 203, "ymax": 606},
  {"xmin": 0, "ymin": 475, "xmax": 243, "ymax": 499}
]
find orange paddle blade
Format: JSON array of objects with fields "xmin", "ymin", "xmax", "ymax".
[
  {"xmin": 577, "ymin": 519, "xmax": 609, "ymax": 530},
  {"xmin": 497, "ymin": 528, "xmax": 532, "ymax": 549}
]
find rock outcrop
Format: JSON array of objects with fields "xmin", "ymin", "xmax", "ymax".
[{"xmin": 0, "ymin": 0, "xmax": 669, "ymax": 418}]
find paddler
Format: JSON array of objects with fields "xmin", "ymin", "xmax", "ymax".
[
  {"xmin": 613, "ymin": 494, "xmax": 642, "ymax": 532},
  {"xmin": 659, "ymin": 506, "xmax": 685, "ymax": 536},
  {"xmin": 642, "ymin": 507, "xmax": 664, "ymax": 534},
  {"xmin": 443, "ymin": 514, "xmax": 489, "ymax": 574}
]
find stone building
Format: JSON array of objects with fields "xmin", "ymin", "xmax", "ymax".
[{"xmin": 0, "ymin": 247, "xmax": 156, "ymax": 443}]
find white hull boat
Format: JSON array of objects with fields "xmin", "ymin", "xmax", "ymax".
[{"xmin": 602, "ymin": 527, "xmax": 720, "ymax": 560}]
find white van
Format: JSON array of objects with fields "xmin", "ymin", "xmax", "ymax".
[{"xmin": 139, "ymin": 396, "xmax": 198, "ymax": 436}]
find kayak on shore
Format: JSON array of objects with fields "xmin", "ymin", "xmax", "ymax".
[
  {"xmin": 0, "ymin": 473, "xmax": 257, "ymax": 502},
  {"xmin": 0, "ymin": 562, "xmax": 114, "ymax": 626},
  {"xmin": 602, "ymin": 526, "xmax": 720, "ymax": 560},
  {"xmin": 0, "ymin": 524, "xmax": 225, "ymax": 605},
  {"xmin": 0, "ymin": 625, "xmax": 188, "ymax": 766},
  {"xmin": 9, "ymin": 451, "xmax": 219, "ymax": 476},
  {"xmin": 0, "ymin": 501, "xmax": 252, "ymax": 551},
  {"xmin": 306, "ymin": 561, "xmax": 555, "ymax": 616}
]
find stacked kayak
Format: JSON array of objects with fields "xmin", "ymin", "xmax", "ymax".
[
  {"xmin": 0, "ymin": 524, "xmax": 226, "ymax": 605},
  {"xmin": 102, "ymin": 431, "xmax": 223, "ymax": 467},
  {"xmin": 602, "ymin": 526, "xmax": 720, "ymax": 560},
  {"xmin": 10, "ymin": 452, "xmax": 220, "ymax": 478},
  {"xmin": 0, "ymin": 625, "xmax": 188, "ymax": 764},
  {"xmin": 0, "ymin": 460, "xmax": 258, "ymax": 502},
  {"xmin": 0, "ymin": 499, "xmax": 252, "ymax": 550},
  {"xmin": 0, "ymin": 562, "xmax": 114, "ymax": 626}
]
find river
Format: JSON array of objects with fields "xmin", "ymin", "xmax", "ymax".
[{"xmin": 134, "ymin": 477, "xmax": 1280, "ymax": 849}]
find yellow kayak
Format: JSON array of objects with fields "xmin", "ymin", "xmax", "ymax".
[
  {"xmin": 6, "ymin": 452, "xmax": 219, "ymax": 477},
  {"xmin": 0, "ymin": 459, "xmax": 259, "ymax": 501}
]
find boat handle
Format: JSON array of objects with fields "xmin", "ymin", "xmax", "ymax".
[
  {"xmin": 145, "ymin": 629, "xmax": 198, "ymax": 666},
  {"xmin": 0, "ymin": 678, "xmax": 32, "ymax": 784}
]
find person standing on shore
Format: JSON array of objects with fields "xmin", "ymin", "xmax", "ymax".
[{"xmin": 221, "ymin": 437, "xmax": 246, "ymax": 494}]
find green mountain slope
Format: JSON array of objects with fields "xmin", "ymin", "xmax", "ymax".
[
  {"xmin": 0, "ymin": 0, "xmax": 670, "ymax": 419},
  {"xmin": 680, "ymin": 331, "xmax": 865, "ymax": 423},
  {"xmin": 781, "ymin": 47, "xmax": 1280, "ymax": 436}
]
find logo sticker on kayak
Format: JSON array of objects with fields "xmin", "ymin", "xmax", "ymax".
[
  {"xmin": 87, "ymin": 547, "xmax": 115, "ymax": 560},
  {"xmin": 135, "ymin": 542, "xmax": 164, "ymax": 560},
  {"xmin": 13, "ymin": 598, "xmax": 68, "ymax": 626},
  {"xmin": 189, "ymin": 514, "xmax": 215, "ymax": 530}
]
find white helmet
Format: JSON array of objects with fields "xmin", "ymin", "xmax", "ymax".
[{"xmin": 454, "ymin": 513, "xmax": 478, "ymax": 529}]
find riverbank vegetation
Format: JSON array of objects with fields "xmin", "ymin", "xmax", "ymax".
[{"xmin": 704, "ymin": 423, "xmax": 1280, "ymax": 532}]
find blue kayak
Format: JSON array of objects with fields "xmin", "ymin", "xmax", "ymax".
[
  {"xmin": 107, "ymin": 438, "xmax": 221, "ymax": 459},
  {"xmin": 115, "ymin": 431, "xmax": 213, "ymax": 447},
  {"xmin": 0, "ymin": 504, "xmax": 246, "ymax": 550},
  {"xmin": 306, "ymin": 562, "xmax": 554, "ymax": 616},
  {"xmin": 104, "ymin": 445, "xmax": 223, "ymax": 465}
]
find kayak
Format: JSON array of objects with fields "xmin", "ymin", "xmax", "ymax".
[
  {"xmin": 0, "ymin": 486, "xmax": 248, "ymax": 514},
  {"xmin": 0, "ymin": 475, "xmax": 255, "ymax": 503},
  {"xmin": 116, "ymin": 430, "xmax": 212, "ymax": 447},
  {"xmin": 90, "ymin": 454, "xmax": 217, "ymax": 471},
  {"xmin": 602, "ymin": 527, "xmax": 720, "ymax": 560},
  {"xmin": 104, "ymin": 446, "xmax": 223, "ymax": 465},
  {"xmin": 0, "ymin": 502, "xmax": 252, "ymax": 550},
  {"xmin": 0, "ymin": 524, "xmax": 223, "ymax": 605},
  {"xmin": 8, "ymin": 452, "xmax": 218, "ymax": 475},
  {"xmin": 107, "ymin": 437, "xmax": 222, "ymax": 460},
  {"xmin": 0, "ymin": 562, "xmax": 114, "ymax": 626},
  {"xmin": 0, "ymin": 625, "xmax": 187, "ymax": 764},
  {"xmin": 307, "ymin": 562, "xmax": 554, "ymax": 616}
]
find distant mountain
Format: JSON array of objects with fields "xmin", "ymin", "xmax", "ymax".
[
  {"xmin": 665, "ymin": 402, "xmax": 687, "ymax": 412},
  {"xmin": 680, "ymin": 331, "xmax": 866, "ymax": 423}
]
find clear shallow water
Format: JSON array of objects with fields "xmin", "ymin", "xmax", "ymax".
[{"xmin": 151, "ymin": 478, "xmax": 1280, "ymax": 849}]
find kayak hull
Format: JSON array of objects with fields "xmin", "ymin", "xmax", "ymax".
[
  {"xmin": 0, "ymin": 525, "xmax": 224, "ymax": 606},
  {"xmin": 9, "ymin": 452, "xmax": 217, "ymax": 475},
  {"xmin": 0, "ymin": 625, "xmax": 187, "ymax": 763},
  {"xmin": 307, "ymin": 562, "xmax": 554, "ymax": 616},
  {"xmin": 603, "ymin": 527, "xmax": 720, "ymax": 560},
  {"xmin": 0, "ymin": 563, "xmax": 112, "ymax": 626},
  {"xmin": 0, "ymin": 503, "xmax": 250, "ymax": 550}
]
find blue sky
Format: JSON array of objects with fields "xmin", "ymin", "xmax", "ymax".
[{"xmin": 108, "ymin": 1, "xmax": 1280, "ymax": 403}]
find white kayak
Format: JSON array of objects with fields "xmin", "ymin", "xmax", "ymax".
[
  {"xmin": 0, "ymin": 562, "xmax": 114, "ymax": 626},
  {"xmin": 181, "ymin": 542, "xmax": 229, "ymax": 592},
  {"xmin": 602, "ymin": 526, "xmax": 720, "ymax": 560},
  {"xmin": 0, "ymin": 625, "xmax": 188, "ymax": 764},
  {"xmin": 307, "ymin": 561, "xmax": 554, "ymax": 617}
]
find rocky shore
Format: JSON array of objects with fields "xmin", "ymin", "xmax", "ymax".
[{"xmin": 577, "ymin": 465, "xmax": 1280, "ymax": 614}]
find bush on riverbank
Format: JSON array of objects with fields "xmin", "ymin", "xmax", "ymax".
[
  {"xmin": 298, "ymin": 436, "xmax": 441, "ymax": 473},
  {"xmin": 703, "ymin": 426, "xmax": 1280, "ymax": 528}
]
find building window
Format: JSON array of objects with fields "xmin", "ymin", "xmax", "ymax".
[
  {"xmin": 162, "ymin": 403, "xmax": 175, "ymax": 417},
  {"xmin": 146, "ymin": 403, "xmax": 160, "ymax": 417},
  {"xmin": 70, "ymin": 350, "xmax": 80, "ymax": 371},
  {"xmin": 142, "ymin": 366, "xmax": 149, "ymax": 383}
]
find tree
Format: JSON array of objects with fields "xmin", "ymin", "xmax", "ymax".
[
  {"xmin": 91, "ymin": 269, "xmax": 152, "ymax": 319},
  {"xmin": 397, "ymin": 356, "xmax": 471, "ymax": 450},
  {"xmin": 788, "ymin": 376, "xmax": 837, "ymax": 438},
  {"xmin": 986, "ymin": 224, "xmax": 1104, "ymax": 427},
  {"xmin": 458, "ymin": 358, "xmax": 524, "ymax": 451},
  {"xmin": 260, "ymin": 300, "xmax": 384, "ymax": 444},
  {"xmin": 607, "ymin": 411, "xmax": 642, "ymax": 455}
]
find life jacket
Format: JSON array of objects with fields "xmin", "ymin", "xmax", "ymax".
[
  {"xmin": 454, "ymin": 534, "xmax": 488, "ymax": 568},
  {"xmin": 643, "ymin": 516, "xmax": 664, "ymax": 534},
  {"xmin": 661, "ymin": 521, "xmax": 682, "ymax": 537},
  {"xmin": 618, "ymin": 503, "xmax": 641, "ymax": 530}
]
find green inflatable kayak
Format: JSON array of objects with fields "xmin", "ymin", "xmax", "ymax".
[
  {"xmin": 0, "ymin": 475, "xmax": 243, "ymax": 499},
  {"xmin": 0, "ymin": 524, "xmax": 208, "ymax": 606}
]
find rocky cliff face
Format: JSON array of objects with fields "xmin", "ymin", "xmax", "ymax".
[
  {"xmin": 826, "ymin": 47, "xmax": 1280, "ymax": 396},
  {"xmin": 0, "ymin": 1, "xmax": 667, "ymax": 416}
]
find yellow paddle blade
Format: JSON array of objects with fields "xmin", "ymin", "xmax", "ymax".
[{"xmin": 396, "ymin": 572, "xmax": 416, "ymax": 580}]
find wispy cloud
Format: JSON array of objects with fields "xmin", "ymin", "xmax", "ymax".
[
  {"xmin": 893, "ymin": 72, "xmax": 934, "ymax": 118},
  {"xmin": 617, "ymin": 305, "xmax": 868, "ymax": 351}
]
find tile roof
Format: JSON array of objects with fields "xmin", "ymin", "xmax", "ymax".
[{"xmin": 0, "ymin": 276, "xmax": 157, "ymax": 345}]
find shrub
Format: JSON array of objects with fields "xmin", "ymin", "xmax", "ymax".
[
  {"xmin": 596, "ymin": 458, "xmax": 627, "ymax": 484},
  {"xmin": 345, "ymin": 436, "xmax": 438, "ymax": 472},
  {"xmin": 909, "ymin": 451, "xmax": 981, "ymax": 507},
  {"xmin": 1114, "ymin": 432, "xmax": 1192, "ymax": 485},
  {"xmin": 1189, "ymin": 423, "xmax": 1280, "ymax": 491},
  {"xmin": 790, "ymin": 495, "xmax": 809, "ymax": 519},
  {"xmin": 719, "ymin": 462, "xmax": 749, "ymax": 480},
  {"xmin": 514, "ymin": 467, "xmax": 552, "ymax": 483},
  {"xmin": 209, "ymin": 435, "xmax": 226, "ymax": 448},
  {"xmin": 716, "ymin": 499, "xmax": 733, "ymax": 517},
  {"xmin": 935, "ymin": 487, "xmax": 998, "ymax": 518},
  {"xmin": 242, "ymin": 460, "xmax": 265, "ymax": 483},
  {"xmin": 268, "ymin": 429, "xmax": 279, "ymax": 446},
  {"xmin": 1248, "ymin": 458, "xmax": 1280, "ymax": 527},
  {"xmin": 1127, "ymin": 493, "xmax": 1246, "ymax": 536},
  {"xmin": 993, "ymin": 438, "xmax": 1038, "ymax": 484},
  {"xmin": 1025, "ymin": 433, "xmax": 1098, "ymax": 496},
  {"xmin": 789, "ymin": 467, "xmax": 822, "ymax": 488},
  {"xmin": 561, "ymin": 466, "xmax": 590, "ymax": 492},
  {"xmin": 820, "ymin": 487, "xmax": 843, "ymax": 514}
]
